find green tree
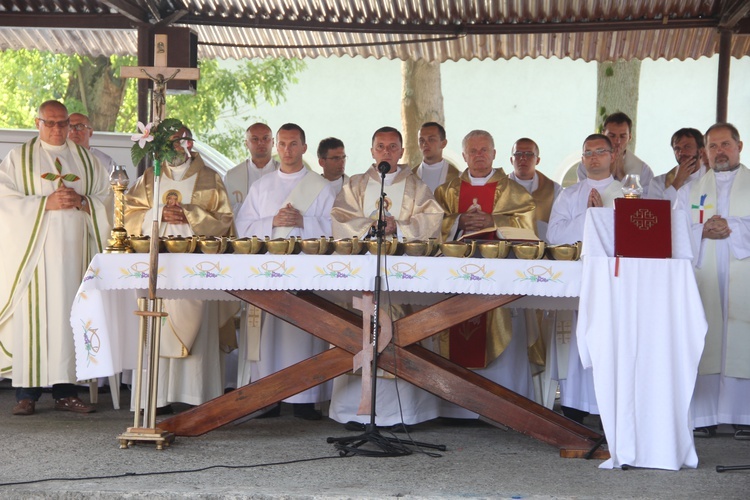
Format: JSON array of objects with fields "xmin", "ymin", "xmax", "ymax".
[{"xmin": 0, "ymin": 49, "xmax": 304, "ymax": 161}]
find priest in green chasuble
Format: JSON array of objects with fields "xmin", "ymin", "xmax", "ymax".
[
  {"xmin": 434, "ymin": 129, "xmax": 537, "ymax": 419},
  {"xmin": 1, "ymin": 100, "xmax": 111, "ymax": 416}
]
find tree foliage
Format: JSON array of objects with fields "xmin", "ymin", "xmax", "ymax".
[{"xmin": 0, "ymin": 49, "xmax": 304, "ymax": 161}]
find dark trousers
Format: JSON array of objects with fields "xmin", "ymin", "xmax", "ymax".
[{"xmin": 16, "ymin": 383, "xmax": 78, "ymax": 402}]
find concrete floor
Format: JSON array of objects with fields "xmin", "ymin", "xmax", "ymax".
[{"xmin": 0, "ymin": 381, "xmax": 748, "ymax": 499}]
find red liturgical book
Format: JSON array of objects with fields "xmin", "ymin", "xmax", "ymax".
[{"xmin": 614, "ymin": 198, "xmax": 672, "ymax": 258}]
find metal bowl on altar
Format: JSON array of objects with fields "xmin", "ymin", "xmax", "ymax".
[
  {"xmin": 332, "ymin": 237, "xmax": 366, "ymax": 255},
  {"xmin": 477, "ymin": 240, "xmax": 511, "ymax": 259},
  {"xmin": 366, "ymin": 239, "xmax": 403, "ymax": 256},
  {"xmin": 403, "ymin": 239, "xmax": 429, "ymax": 257},
  {"xmin": 300, "ymin": 236, "xmax": 334, "ymax": 255},
  {"xmin": 546, "ymin": 242, "xmax": 582, "ymax": 261},
  {"xmin": 163, "ymin": 235, "xmax": 197, "ymax": 254},
  {"xmin": 129, "ymin": 235, "xmax": 152, "ymax": 253},
  {"xmin": 511, "ymin": 241, "xmax": 546, "ymax": 260},
  {"xmin": 266, "ymin": 237, "xmax": 300, "ymax": 255},
  {"xmin": 230, "ymin": 236, "xmax": 265, "ymax": 254},
  {"xmin": 197, "ymin": 236, "xmax": 228, "ymax": 254},
  {"xmin": 440, "ymin": 240, "xmax": 476, "ymax": 258}
]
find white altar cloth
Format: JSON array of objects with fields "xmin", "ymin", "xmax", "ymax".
[
  {"xmin": 578, "ymin": 208, "xmax": 707, "ymax": 470},
  {"xmin": 71, "ymin": 253, "xmax": 582, "ymax": 380}
]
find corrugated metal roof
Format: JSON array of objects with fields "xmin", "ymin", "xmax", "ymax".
[{"xmin": 0, "ymin": 0, "xmax": 748, "ymax": 61}]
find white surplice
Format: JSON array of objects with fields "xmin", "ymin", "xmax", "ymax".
[
  {"xmin": 234, "ymin": 168, "xmax": 337, "ymax": 403},
  {"xmin": 677, "ymin": 166, "xmax": 750, "ymax": 428},
  {"xmin": 545, "ymin": 177, "xmax": 622, "ymax": 414},
  {"xmin": 223, "ymin": 158, "xmax": 280, "ymax": 214}
]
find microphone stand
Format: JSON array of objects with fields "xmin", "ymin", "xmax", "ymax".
[{"xmin": 327, "ymin": 162, "xmax": 445, "ymax": 457}]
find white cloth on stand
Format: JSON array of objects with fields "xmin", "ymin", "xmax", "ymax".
[{"xmin": 578, "ymin": 209, "xmax": 706, "ymax": 470}]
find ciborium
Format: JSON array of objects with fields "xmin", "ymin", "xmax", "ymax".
[{"xmin": 105, "ymin": 165, "xmax": 132, "ymax": 253}]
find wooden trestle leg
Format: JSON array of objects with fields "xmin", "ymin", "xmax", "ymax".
[{"xmin": 158, "ymin": 290, "xmax": 607, "ymax": 459}]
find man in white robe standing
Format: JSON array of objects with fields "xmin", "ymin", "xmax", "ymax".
[
  {"xmin": 224, "ymin": 122, "xmax": 280, "ymax": 214},
  {"xmin": 412, "ymin": 122, "xmax": 460, "ymax": 193},
  {"xmin": 235, "ymin": 123, "xmax": 337, "ymax": 420},
  {"xmin": 1, "ymin": 100, "xmax": 111, "ymax": 416},
  {"xmin": 677, "ymin": 123, "xmax": 750, "ymax": 440},
  {"xmin": 647, "ymin": 127, "xmax": 708, "ymax": 205},
  {"xmin": 547, "ymin": 133, "xmax": 624, "ymax": 423},
  {"xmin": 576, "ymin": 112, "xmax": 654, "ymax": 196}
]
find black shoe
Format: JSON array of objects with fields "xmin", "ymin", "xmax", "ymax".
[
  {"xmin": 562, "ymin": 406, "xmax": 589, "ymax": 424},
  {"xmin": 344, "ymin": 421, "xmax": 366, "ymax": 431},
  {"xmin": 256, "ymin": 403, "xmax": 281, "ymax": 419},
  {"xmin": 693, "ymin": 425, "xmax": 717, "ymax": 438},
  {"xmin": 384, "ymin": 423, "xmax": 412, "ymax": 433},
  {"xmin": 139, "ymin": 404, "xmax": 174, "ymax": 416},
  {"xmin": 292, "ymin": 403, "xmax": 322, "ymax": 421}
]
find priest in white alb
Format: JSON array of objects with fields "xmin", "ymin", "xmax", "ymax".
[
  {"xmin": 234, "ymin": 123, "xmax": 337, "ymax": 420},
  {"xmin": 547, "ymin": 133, "xmax": 624, "ymax": 423},
  {"xmin": 328, "ymin": 126, "xmax": 444, "ymax": 430},
  {"xmin": 677, "ymin": 123, "xmax": 750, "ymax": 440},
  {"xmin": 125, "ymin": 125, "xmax": 234, "ymax": 412},
  {"xmin": 433, "ymin": 129, "xmax": 537, "ymax": 420},
  {"xmin": 1, "ymin": 100, "xmax": 111, "ymax": 416}
]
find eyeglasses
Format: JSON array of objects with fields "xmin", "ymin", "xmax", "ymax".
[
  {"xmin": 37, "ymin": 118, "xmax": 70, "ymax": 128},
  {"xmin": 324, "ymin": 155, "xmax": 347, "ymax": 161},
  {"xmin": 512, "ymin": 151, "xmax": 536, "ymax": 159},
  {"xmin": 582, "ymin": 148, "xmax": 612, "ymax": 157},
  {"xmin": 374, "ymin": 144, "xmax": 401, "ymax": 153},
  {"xmin": 69, "ymin": 123, "xmax": 92, "ymax": 132}
]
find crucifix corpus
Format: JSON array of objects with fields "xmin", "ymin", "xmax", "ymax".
[
  {"xmin": 116, "ymin": 33, "xmax": 200, "ymax": 450},
  {"xmin": 120, "ymin": 33, "xmax": 200, "ymax": 124}
]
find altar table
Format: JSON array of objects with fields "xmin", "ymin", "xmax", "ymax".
[{"xmin": 71, "ymin": 252, "xmax": 605, "ymax": 456}]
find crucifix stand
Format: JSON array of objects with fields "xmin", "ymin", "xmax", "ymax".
[{"xmin": 116, "ymin": 33, "xmax": 200, "ymax": 450}]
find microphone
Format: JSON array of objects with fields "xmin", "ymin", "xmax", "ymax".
[{"xmin": 377, "ymin": 161, "xmax": 391, "ymax": 175}]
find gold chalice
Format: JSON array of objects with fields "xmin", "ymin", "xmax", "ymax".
[
  {"xmin": 197, "ymin": 236, "xmax": 228, "ymax": 254},
  {"xmin": 129, "ymin": 235, "xmax": 152, "ymax": 253},
  {"xmin": 440, "ymin": 240, "xmax": 477, "ymax": 258},
  {"xmin": 333, "ymin": 237, "xmax": 366, "ymax": 255},
  {"xmin": 546, "ymin": 242, "xmax": 582, "ymax": 261},
  {"xmin": 163, "ymin": 235, "xmax": 196, "ymax": 254},
  {"xmin": 230, "ymin": 236, "xmax": 266, "ymax": 254},
  {"xmin": 477, "ymin": 240, "xmax": 511, "ymax": 259},
  {"xmin": 403, "ymin": 240, "xmax": 428, "ymax": 257},
  {"xmin": 512, "ymin": 241, "xmax": 546, "ymax": 260},
  {"xmin": 300, "ymin": 236, "xmax": 334, "ymax": 255}
]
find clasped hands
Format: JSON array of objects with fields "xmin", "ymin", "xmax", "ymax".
[
  {"xmin": 702, "ymin": 215, "xmax": 731, "ymax": 240},
  {"xmin": 45, "ymin": 186, "xmax": 87, "ymax": 213},
  {"xmin": 371, "ymin": 215, "xmax": 397, "ymax": 235},
  {"xmin": 272, "ymin": 203, "xmax": 304, "ymax": 228},
  {"xmin": 458, "ymin": 206, "xmax": 493, "ymax": 232},
  {"xmin": 162, "ymin": 204, "xmax": 188, "ymax": 224}
]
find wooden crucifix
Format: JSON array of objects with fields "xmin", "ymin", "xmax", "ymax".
[{"xmin": 120, "ymin": 33, "xmax": 200, "ymax": 124}]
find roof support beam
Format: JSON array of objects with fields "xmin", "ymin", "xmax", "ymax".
[
  {"xmin": 0, "ymin": 13, "xmax": 134, "ymax": 30},
  {"xmin": 718, "ymin": 0, "xmax": 750, "ymax": 30},
  {"xmin": 716, "ymin": 29, "xmax": 732, "ymax": 123},
  {"xmin": 180, "ymin": 15, "xmax": 718, "ymax": 36}
]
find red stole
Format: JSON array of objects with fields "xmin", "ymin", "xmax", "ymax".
[{"xmin": 449, "ymin": 180, "xmax": 498, "ymax": 368}]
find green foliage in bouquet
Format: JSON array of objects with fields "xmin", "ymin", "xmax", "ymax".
[{"xmin": 130, "ymin": 118, "xmax": 186, "ymax": 167}]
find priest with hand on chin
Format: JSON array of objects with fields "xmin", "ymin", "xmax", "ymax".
[{"xmin": 433, "ymin": 129, "xmax": 537, "ymax": 421}]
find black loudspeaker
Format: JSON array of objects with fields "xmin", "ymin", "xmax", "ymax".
[{"xmin": 149, "ymin": 27, "xmax": 198, "ymax": 95}]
